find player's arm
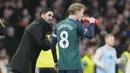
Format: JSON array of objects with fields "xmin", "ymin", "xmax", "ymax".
[
  {"xmin": 93, "ymin": 48, "xmax": 106, "ymax": 69},
  {"xmin": 51, "ymin": 33, "xmax": 58, "ymax": 63},
  {"xmin": 118, "ymin": 54, "xmax": 127, "ymax": 71},
  {"xmin": 121, "ymin": 54, "xmax": 128, "ymax": 63},
  {"xmin": 116, "ymin": 51, "xmax": 125, "ymax": 64},
  {"xmin": 77, "ymin": 22, "xmax": 95, "ymax": 39},
  {"xmin": 118, "ymin": 52, "xmax": 128, "ymax": 65},
  {"xmin": 112, "ymin": 49, "xmax": 125, "ymax": 64}
]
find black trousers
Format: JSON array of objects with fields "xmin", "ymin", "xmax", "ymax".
[{"xmin": 39, "ymin": 68, "xmax": 57, "ymax": 73}]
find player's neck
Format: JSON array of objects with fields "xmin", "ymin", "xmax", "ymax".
[
  {"xmin": 68, "ymin": 15, "xmax": 77, "ymax": 20},
  {"xmin": 104, "ymin": 44, "xmax": 113, "ymax": 49}
]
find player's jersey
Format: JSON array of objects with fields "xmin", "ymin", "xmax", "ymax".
[
  {"xmin": 55, "ymin": 18, "xmax": 81, "ymax": 70},
  {"xmin": 96, "ymin": 46, "xmax": 117, "ymax": 73}
]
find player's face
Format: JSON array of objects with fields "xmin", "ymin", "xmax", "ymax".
[
  {"xmin": 42, "ymin": 11, "xmax": 53, "ymax": 24},
  {"xmin": 106, "ymin": 36, "xmax": 115, "ymax": 46},
  {"xmin": 76, "ymin": 9, "xmax": 84, "ymax": 21}
]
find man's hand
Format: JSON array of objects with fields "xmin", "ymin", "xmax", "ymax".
[
  {"xmin": 54, "ymin": 62, "xmax": 58, "ymax": 71},
  {"xmin": 100, "ymin": 64, "xmax": 107, "ymax": 70},
  {"xmin": 82, "ymin": 17, "xmax": 99, "ymax": 25},
  {"xmin": 118, "ymin": 58, "xmax": 125, "ymax": 63},
  {"xmin": 88, "ymin": 17, "xmax": 96, "ymax": 24},
  {"xmin": 46, "ymin": 34, "xmax": 53, "ymax": 42}
]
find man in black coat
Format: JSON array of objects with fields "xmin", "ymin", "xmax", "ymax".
[{"xmin": 9, "ymin": 8, "xmax": 54, "ymax": 73}]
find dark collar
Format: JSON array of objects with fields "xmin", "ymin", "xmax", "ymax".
[{"xmin": 37, "ymin": 17, "xmax": 52, "ymax": 32}]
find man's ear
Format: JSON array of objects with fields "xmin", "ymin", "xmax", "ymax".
[
  {"xmin": 41, "ymin": 14, "xmax": 45, "ymax": 17},
  {"xmin": 41, "ymin": 14, "xmax": 46, "ymax": 19},
  {"xmin": 75, "ymin": 11, "xmax": 78, "ymax": 15}
]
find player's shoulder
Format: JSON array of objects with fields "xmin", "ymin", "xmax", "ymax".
[
  {"xmin": 56, "ymin": 19, "xmax": 66, "ymax": 26},
  {"xmin": 96, "ymin": 46, "xmax": 105, "ymax": 53},
  {"xmin": 98, "ymin": 46, "xmax": 104, "ymax": 50}
]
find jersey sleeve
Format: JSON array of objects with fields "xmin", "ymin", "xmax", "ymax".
[
  {"xmin": 52, "ymin": 28, "xmax": 57, "ymax": 38},
  {"xmin": 51, "ymin": 28, "xmax": 58, "ymax": 63},
  {"xmin": 77, "ymin": 22, "xmax": 95, "ymax": 39}
]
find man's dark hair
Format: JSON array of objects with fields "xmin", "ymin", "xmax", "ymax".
[{"xmin": 40, "ymin": 8, "xmax": 53, "ymax": 15}]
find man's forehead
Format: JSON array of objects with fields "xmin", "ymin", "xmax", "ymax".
[{"xmin": 46, "ymin": 11, "xmax": 53, "ymax": 15}]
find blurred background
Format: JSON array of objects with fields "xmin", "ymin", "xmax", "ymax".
[{"xmin": 0, "ymin": 0, "xmax": 130, "ymax": 73}]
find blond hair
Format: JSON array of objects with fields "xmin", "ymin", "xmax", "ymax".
[
  {"xmin": 68, "ymin": 3, "xmax": 86, "ymax": 15},
  {"xmin": 104, "ymin": 34, "xmax": 114, "ymax": 40}
]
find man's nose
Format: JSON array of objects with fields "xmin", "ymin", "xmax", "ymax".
[{"xmin": 50, "ymin": 17, "xmax": 53, "ymax": 19}]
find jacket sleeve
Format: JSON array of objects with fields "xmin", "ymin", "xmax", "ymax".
[{"xmin": 30, "ymin": 25, "xmax": 50, "ymax": 50}]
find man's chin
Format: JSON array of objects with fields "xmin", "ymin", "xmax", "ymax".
[
  {"xmin": 46, "ymin": 21, "xmax": 50, "ymax": 24},
  {"xmin": 111, "ymin": 44, "xmax": 114, "ymax": 47},
  {"xmin": 47, "ymin": 21, "xmax": 53, "ymax": 25}
]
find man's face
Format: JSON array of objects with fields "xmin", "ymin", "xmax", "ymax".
[
  {"xmin": 106, "ymin": 36, "xmax": 115, "ymax": 46},
  {"xmin": 75, "ymin": 9, "xmax": 84, "ymax": 21},
  {"xmin": 41, "ymin": 11, "xmax": 54, "ymax": 24}
]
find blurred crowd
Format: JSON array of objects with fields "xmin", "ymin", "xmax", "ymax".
[{"xmin": 0, "ymin": 0, "xmax": 130, "ymax": 73}]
